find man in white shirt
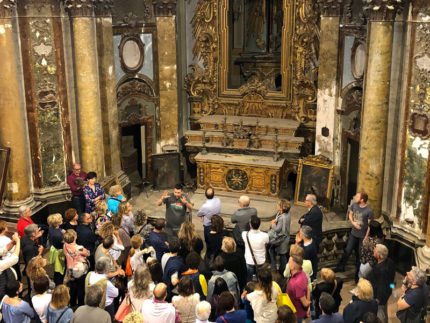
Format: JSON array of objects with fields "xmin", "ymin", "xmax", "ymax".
[
  {"xmin": 242, "ymin": 215, "xmax": 269, "ymax": 281},
  {"xmin": 85, "ymin": 258, "xmax": 118, "ymax": 320},
  {"xmin": 141, "ymin": 283, "xmax": 178, "ymax": 323},
  {"xmin": 197, "ymin": 187, "xmax": 221, "ymax": 243}
]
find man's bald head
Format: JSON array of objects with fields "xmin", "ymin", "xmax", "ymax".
[
  {"xmin": 238, "ymin": 195, "xmax": 250, "ymax": 207},
  {"xmin": 153, "ymin": 283, "xmax": 167, "ymax": 301},
  {"xmin": 205, "ymin": 187, "xmax": 215, "ymax": 199}
]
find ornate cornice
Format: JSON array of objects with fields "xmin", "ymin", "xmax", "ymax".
[
  {"xmin": 0, "ymin": 0, "xmax": 16, "ymax": 19},
  {"xmin": 152, "ymin": 0, "xmax": 176, "ymax": 17},
  {"xmin": 317, "ymin": 0, "xmax": 343, "ymax": 17},
  {"xmin": 64, "ymin": 0, "xmax": 96, "ymax": 17},
  {"xmin": 363, "ymin": 0, "xmax": 405, "ymax": 21},
  {"xmin": 94, "ymin": 0, "xmax": 114, "ymax": 17}
]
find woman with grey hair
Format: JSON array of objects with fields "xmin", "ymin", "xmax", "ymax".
[{"xmin": 396, "ymin": 266, "xmax": 429, "ymax": 322}]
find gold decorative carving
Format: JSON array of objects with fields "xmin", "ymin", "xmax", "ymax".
[
  {"xmin": 64, "ymin": 0, "xmax": 96, "ymax": 17},
  {"xmin": 117, "ymin": 79, "xmax": 155, "ymax": 103},
  {"xmin": 363, "ymin": 0, "xmax": 404, "ymax": 21},
  {"xmin": 185, "ymin": 0, "xmax": 319, "ymax": 124}
]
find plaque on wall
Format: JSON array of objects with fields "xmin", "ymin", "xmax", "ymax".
[
  {"xmin": 294, "ymin": 155, "xmax": 334, "ymax": 208},
  {"xmin": 152, "ymin": 153, "xmax": 181, "ymax": 189},
  {"xmin": 0, "ymin": 147, "xmax": 11, "ymax": 207},
  {"xmin": 351, "ymin": 41, "xmax": 366, "ymax": 80}
]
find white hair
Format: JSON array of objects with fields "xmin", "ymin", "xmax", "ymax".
[
  {"xmin": 374, "ymin": 244, "xmax": 388, "ymax": 261},
  {"xmin": 306, "ymin": 194, "xmax": 318, "ymax": 206},
  {"xmin": 195, "ymin": 301, "xmax": 211, "ymax": 321},
  {"xmin": 411, "ymin": 266, "xmax": 427, "ymax": 286},
  {"xmin": 18, "ymin": 206, "xmax": 28, "ymax": 216},
  {"xmin": 239, "ymin": 195, "xmax": 250, "ymax": 207}
]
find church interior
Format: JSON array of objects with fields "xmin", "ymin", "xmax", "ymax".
[{"xmin": 1, "ymin": 0, "xmax": 430, "ymax": 321}]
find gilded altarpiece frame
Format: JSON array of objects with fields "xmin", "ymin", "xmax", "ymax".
[{"xmin": 186, "ymin": 0, "xmax": 320, "ymax": 127}]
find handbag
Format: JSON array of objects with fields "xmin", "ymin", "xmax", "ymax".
[
  {"xmin": 277, "ymin": 292, "xmax": 297, "ymax": 313},
  {"xmin": 268, "ymin": 214, "xmax": 288, "ymax": 248},
  {"xmin": 115, "ymin": 294, "xmax": 135, "ymax": 322},
  {"xmin": 65, "ymin": 246, "xmax": 89, "ymax": 279},
  {"xmin": 396, "ymin": 306, "xmax": 425, "ymax": 323}
]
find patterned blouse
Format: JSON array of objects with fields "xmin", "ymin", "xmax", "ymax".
[
  {"xmin": 83, "ymin": 183, "xmax": 105, "ymax": 213},
  {"xmin": 360, "ymin": 236, "xmax": 382, "ymax": 265}
]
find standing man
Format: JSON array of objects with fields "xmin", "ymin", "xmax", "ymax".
[
  {"xmin": 67, "ymin": 163, "xmax": 87, "ymax": 215},
  {"xmin": 197, "ymin": 187, "xmax": 221, "ymax": 244},
  {"xmin": 231, "ymin": 195, "xmax": 257, "ymax": 248},
  {"xmin": 157, "ymin": 183, "xmax": 194, "ymax": 237},
  {"xmin": 17, "ymin": 206, "xmax": 34, "ymax": 238},
  {"xmin": 335, "ymin": 191, "xmax": 373, "ymax": 277},
  {"xmin": 286, "ymin": 255, "xmax": 311, "ymax": 322},
  {"xmin": 298, "ymin": 194, "xmax": 323, "ymax": 249},
  {"xmin": 367, "ymin": 244, "xmax": 395, "ymax": 323},
  {"xmin": 242, "ymin": 215, "xmax": 269, "ymax": 281}
]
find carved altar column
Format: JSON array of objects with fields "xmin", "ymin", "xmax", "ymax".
[
  {"xmin": 357, "ymin": 0, "xmax": 404, "ymax": 219},
  {"xmin": 0, "ymin": 2, "xmax": 35, "ymax": 211},
  {"xmin": 315, "ymin": 0, "xmax": 342, "ymax": 161},
  {"xmin": 65, "ymin": 0, "xmax": 105, "ymax": 177},
  {"xmin": 153, "ymin": 0, "xmax": 179, "ymax": 149},
  {"xmin": 94, "ymin": 1, "xmax": 122, "ymax": 176}
]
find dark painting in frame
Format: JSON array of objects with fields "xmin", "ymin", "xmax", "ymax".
[
  {"xmin": 294, "ymin": 155, "xmax": 334, "ymax": 208},
  {"xmin": 0, "ymin": 147, "xmax": 11, "ymax": 207}
]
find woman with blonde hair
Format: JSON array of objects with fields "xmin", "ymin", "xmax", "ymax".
[
  {"xmin": 343, "ymin": 278, "xmax": 377, "ymax": 323},
  {"xmin": 46, "ymin": 285, "xmax": 74, "ymax": 323},
  {"xmin": 127, "ymin": 266, "xmax": 154, "ymax": 312},
  {"xmin": 219, "ymin": 236, "xmax": 247, "ymax": 291},
  {"xmin": 178, "ymin": 221, "xmax": 204, "ymax": 259},
  {"xmin": 47, "ymin": 213, "xmax": 65, "ymax": 285},
  {"xmin": 118, "ymin": 201, "xmax": 135, "ymax": 236},
  {"xmin": 26, "ymin": 255, "xmax": 55, "ymax": 296},
  {"xmin": 312, "ymin": 267, "xmax": 343, "ymax": 318},
  {"xmin": 107, "ymin": 184, "xmax": 126, "ymax": 215},
  {"xmin": 64, "ymin": 229, "xmax": 89, "ymax": 306},
  {"xmin": 97, "ymin": 221, "xmax": 125, "ymax": 261},
  {"xmin": 268, "ymin": 199, "xmax": 291, "ymax": 274}
]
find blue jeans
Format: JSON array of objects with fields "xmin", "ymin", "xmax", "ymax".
[{"xmin": 338, "ymin": 233, "xmax": 362, "ymax": 277}]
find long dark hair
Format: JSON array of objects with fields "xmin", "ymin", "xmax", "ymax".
[
  {"xmin": 213, "ymin": 277, "xmax": 229, "ymax": 296},
  {"xmin": 368, "ymin": 220, "xmax": 384, "ymax": 239},
  {"xmin": 257, "ymin": 267, "xmax": 273, "ymax": 302}
]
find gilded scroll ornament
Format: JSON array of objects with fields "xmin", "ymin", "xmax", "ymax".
[
  {"xmin": 317, "ymin": 0, "xmax": 342, "ymax": 17},
  {"xmin": 152, "ymin": 0, "xmax": 177, "ymax": 17}
]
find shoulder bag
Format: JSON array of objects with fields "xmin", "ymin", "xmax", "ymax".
[{"xmin": 246, "ymin": 231, "xmax": 264, "ymax": 271}]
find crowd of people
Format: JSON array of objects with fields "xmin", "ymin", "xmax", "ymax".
[{"xmin": 0, "ymin": 163, "xmax": 427, "ymax": 323}]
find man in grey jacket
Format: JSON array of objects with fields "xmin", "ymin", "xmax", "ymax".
[{"xmin": 231, "ymin": 195, "xmax": 257, "ymax": 248}]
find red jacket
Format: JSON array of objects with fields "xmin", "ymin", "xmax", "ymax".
[{"xmin": 17, "ymin": 216, "xmax": 34, "ymax": 238}]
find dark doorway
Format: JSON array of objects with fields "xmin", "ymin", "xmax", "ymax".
[
  {"xmin": 121, "ymin": 124, "xmax": 143, "ymax": 180},
  {"xmin": 346, "ymin": 139, "xmax": 359, "ymax": 205}
]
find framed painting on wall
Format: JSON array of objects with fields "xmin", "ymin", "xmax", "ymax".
[
  {"xmin": 0, "ymin": 147, "xmax": 11, "ymax": 207},
  {"xmin": 294, "ymin": 155, "xmax": 334, "ymax": 208}
]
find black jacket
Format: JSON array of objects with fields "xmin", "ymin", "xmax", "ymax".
[
  {"xmin": 299, "ymin": 205, "xmax": 323, "ymax": 245},
  {"xmin": 343, "ymin": 296, "xmax": 378, "ymax": 323},
  {"xmin": 76, "ymin": 224, "xmax": 97, "ymax": 255},
  {"xmin": 368, "ymin": 257, "xmax": 395, "ymax": 305}
]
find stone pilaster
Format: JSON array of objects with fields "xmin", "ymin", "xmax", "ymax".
[
  {"xmin": 65, "ymin": 0, "xmax": 105, "ymax": 177},
  {"xmin": 357, "ymin": 0, "xmax": 404, "ymax": 219},
  {"xmin": 154, "ymin": 0, "xmax": 179, "ymax": 149},
  {"xmin": 94, "ymin": 0, "xmax": 122, "ymax": 176},
  {"xmin": 315, "ymin": 0, "xmax": 342, "ymax": 161},
  {"xmin": 0, "ymin": 1, "xmax": 35, "ymax": 212}
]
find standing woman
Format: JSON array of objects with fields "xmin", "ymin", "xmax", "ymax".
[
  {"xmin": 48, "ymin": 213, "xmax": 66, "ymax": 286},
  {"xmin": 178, "ymin": 221, "xmax": 204, "ymax": 260},
  {"xmin": 205, "ymin": 215, "xmax": 225, "ymax": 265},
  {"xmin": 269, "ymin": 199, "xmax": 291, "ymax": 275},
  {"xmin": 62, "ymin": 208, "xmax": 79, "ymax": 231},
  {"xmin": 84, "ymin": 171, "xmax": 105, "ymax": 213},
  {"xmin": 1, "ymin": 280, "xmax": 36, "ymax": 323}
]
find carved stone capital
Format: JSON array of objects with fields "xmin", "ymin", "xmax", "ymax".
[
  {"xmin": 363, "ymin": 0, "xmax": 405, "ymax": 21},
  {"xmin": 0, "ymin": 0, "xmax": 16, "ymax": 19},
  {"xmin": 64, "ymin": 0, "xmax": 96, "ymax": 17},
  {"xmin": 317, "ymin": 0, "xmax": 342, "ymax": 17},
  {"xmin": 412, "ymin": 0, "xmax": 430, "ymax": 21},
  {"xmin": 152, "ymin": 0, "xmax": 176, "ymax": 17},
  {"xmin": 94, "ymin": 0, "xmax": 114, "ymax": 17}
]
